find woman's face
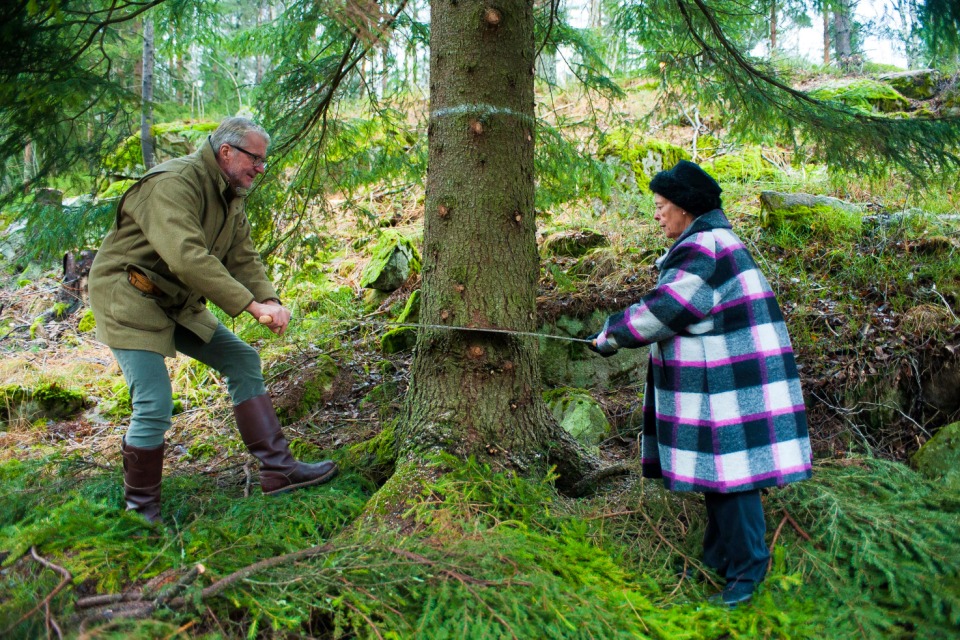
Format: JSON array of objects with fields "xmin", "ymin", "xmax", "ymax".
[{"xmin": 653, "ymin": 194, "xmax": 692, "ymax": 240}]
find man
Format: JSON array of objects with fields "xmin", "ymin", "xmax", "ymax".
[{"xmin": 89, "ymin": 117, "xmax": 337, "ymax": 523}]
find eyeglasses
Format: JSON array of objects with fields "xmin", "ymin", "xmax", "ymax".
[{"xmin": 229, "ymin": 144, "xmax": 267, "ymax": 169}]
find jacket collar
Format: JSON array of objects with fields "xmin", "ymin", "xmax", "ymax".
[{"xmin": 656, "ymin": 209, "xmax": 730, "ymax": 269}]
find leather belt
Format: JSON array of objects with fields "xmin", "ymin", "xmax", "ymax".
[{"xmin": 128, "ymin": 269, "xmax": 161, "ymax": 296}]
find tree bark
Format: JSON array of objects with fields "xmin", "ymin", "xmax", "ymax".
[
  {"xmin": 397, "ymin": 0, "xmax": 593, "ymax": 491},
  {"xmin": 140, "ymin": 18, "xmax": 155, "ymax": 169},
  {"xmin": 770, "ymin": 0, "xmax": 778, "ymax": 52},
  {"xmin": 834, "ymin": 0, "xmax": 853, "ymax": 69},
  {"xmin": 823, "ymin": 7, "xmax": 831, "ymax": 65}
]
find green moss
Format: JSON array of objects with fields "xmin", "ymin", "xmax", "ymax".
[
  {"xmin": 703, "ymin": 147, "xmax": 782, "ymax": 183},
  {"xmin": 273, "ymin": 355, "xmax": 340, "ymax": 424},
  {"xmin": 760, "ymin": 191, "xmax": 863, "ymax": 240},
  {"xmin": 359, "ymin": 230, "xmax": 422, "ymax": 290},
  {"xmin": 102, "ymin": 121, "xmax": 218, "ymax": 175},
  {"xmin": 0, "ymin": 381, "xmax": 86, "ymax": 426},
  {"xmin": 98, "ymin": 179, "xmax": 137, "ymax": 199},
  {"xmin": 77, "ymin": 309, "xmax": 96, "ymax": 333},
  {"xmin": 809, "ymin": 79, "xmax": 910, "ymax": 113},
  {"xmin": 598, "ymin": 131, "xmax": 690, "ymax": 189},
  {"xmin": 910, "ymin": 421, "xmax": 960, "ymax": 492}
]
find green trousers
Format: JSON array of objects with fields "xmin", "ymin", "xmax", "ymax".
[{"xmin": 112, "ymin": 323, "xmax": 266, "ymax": 448}]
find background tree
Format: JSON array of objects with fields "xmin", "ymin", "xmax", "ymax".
[{"xmin": 141, "ymin": 18, "xmax": 156, "ymax": 170}]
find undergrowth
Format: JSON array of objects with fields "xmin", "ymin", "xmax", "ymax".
[{"xmin": 2, "ymin": 454, "xmax": 956, "ymax": 638}]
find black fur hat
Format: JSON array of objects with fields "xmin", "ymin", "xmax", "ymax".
[{"xmin": 648, "ymin": 160, "xmax": 722, "ymax": 216}]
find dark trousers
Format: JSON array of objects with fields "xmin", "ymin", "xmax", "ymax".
[{"xmin": 702, "ymin": 489, "xmax": 769, "ymax": 589}]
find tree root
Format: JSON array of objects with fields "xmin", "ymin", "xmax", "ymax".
[{"xmin": 570, "ymin": 463, "xmax": 633, "ymax": 497}]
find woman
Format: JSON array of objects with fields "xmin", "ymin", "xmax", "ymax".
[{"xmin": 589, "ymin": 160, "xmax": 812, "ymax": 607}]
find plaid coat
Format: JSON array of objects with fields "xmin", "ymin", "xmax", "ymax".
[{"xmin": 594, "ymin": 210, "xmax": 812, "ymax": 493}]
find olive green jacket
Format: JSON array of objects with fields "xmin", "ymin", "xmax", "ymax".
[{"xmin": 89, "ymin": 140, "xmax": 279, "ymax": 357}]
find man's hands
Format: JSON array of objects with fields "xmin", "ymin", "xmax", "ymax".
[{"xmin": 246, "ymin": 300, "xmax": 291, "ymax": 335}]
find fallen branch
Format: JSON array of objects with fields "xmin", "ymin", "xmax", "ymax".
[
  {"xmin": 77, "ymin": 543, "xmax": 336, "ymax": 623},
  {"xmin": 3, "ymin": 547, "xmax": 73, "ymax": 635}
]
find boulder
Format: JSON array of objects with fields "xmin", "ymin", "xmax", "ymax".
[
  {"xmin": 910, "ymin": 421, "xmax": 960, "ymax": 492},
  {"xmin": 103, "ymin": 121, "xmax": 219, "ymax": 177},
  {"xmin": 702, "ymin": 147, "xmax": 782, "ymax": 183},
  {"xmin": 809, "ymin": 79, "xmax": 910, "ymax": 113},
  {"xmin": 759, "ymin": 191, "xmax": 863, "ymax": 236},
  {"xmin": 0, "ymin": 382, "xmax": 86, "ymax": 428},
  {"xmin": 381, "ymin": 290, "xmax": 421, "ymax": 354},
  {"xmin": 875, "ymin": 69, "xmax": 941, "ymax": 100},
  {"xmin": 360, "ymin": 231, "xmax": 421, "ymax": 292},
  {"xmin": 538, "ymin": 311, "xmax": 648, "ymax": 389},
  {"xmin": 272, "ymin": 354, "xmax": 341, "ymax": 425},
  {"xmin": 541, "ymin": 228, "xmax": 610, "ymax": 259},
  {"xmin": 543, "ymin": 387, "xmax": 611, "ymax": 447},
  {"xmin": 598, "ymin": 131, "xmax": 690, "ymax": 190}
]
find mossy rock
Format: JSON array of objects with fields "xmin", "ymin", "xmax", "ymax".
[
  {"xmin": 910, "ymin": 421, "xmax": 960, "ymax": 492},
  {"xmin": 272, "ymin": 355, "xmax": 340, "ymax": 425},
  {"xmin": 809, "ymin": 79, "xmax": 910, "ymax": 113},
  {"xmin": 380, "ymin": 290, "xmax": 421, "ymax": 354},
  {"xmin": 541, "ymin": 228, "xmax": 610, "ymax": 258},
  {"xmin": 598, "ymin": 131, "xmax": 690, "ymax": 190},
  {"xmin": 759, "ymin": 191, "xmax": 863, "ymax": 237},
  {"xmin": 703, "ymin": 147, "xmax": 782, "ymax": 183},
  {"xmin": 538, "ymin": 311, "xmax": 648, "ymax": 389},
  {"xmin": 0, "ymin": 382, "xmax": 86, "ymax": 427},
  {"xmin": 542, "ymin": 387, "xmax": 610, "ymax": 447},
  {"xmin": 875, "ymin": 69, "xmax": 941, "ymax": 100},
  {"xmin": 103, "ymin": 120, "xmax": 219, "ymax": 177},
  {"xmin": 359, "ymin": 231, "xmax": 422, "ymax": 292},
  {"xmin": 941, "ymin": 75, "xmax": 960, "ymax": 109}
]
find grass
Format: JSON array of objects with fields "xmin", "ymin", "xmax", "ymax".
[{"xmin": 2, "ymin": 455, "xmax": 957, "ymax": 638}]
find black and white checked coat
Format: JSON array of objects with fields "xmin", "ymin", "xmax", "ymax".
[{"xmin": 594, "ymin": 210, "xmax": 813, "ymax": 493}]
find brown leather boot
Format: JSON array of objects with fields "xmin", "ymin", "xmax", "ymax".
[
  {"xmin": 121, "ymin": 438, "xmax": 164, "ymax": 523},
  {"xmin": 234, "ymin": 394, "xmax": 338, "ymax": 495}
]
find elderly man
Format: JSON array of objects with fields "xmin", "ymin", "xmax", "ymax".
[{"xmin": 89, "ymin": 117, "xmax": 337, "ymax": 523}]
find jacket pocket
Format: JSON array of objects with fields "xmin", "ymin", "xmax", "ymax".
[{"xmin": 111, "ymin": 278, "xmax": 173, "ymax": 332}]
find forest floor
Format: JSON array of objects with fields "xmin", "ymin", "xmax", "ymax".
[{"xmin": 2, "ymin": 79, "xmax": 960, "ymax": 638}]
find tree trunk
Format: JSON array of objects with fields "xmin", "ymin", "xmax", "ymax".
[
  {"xmin": 140, "ymin": 18, "xmax": 155, "ymax": 169},
  {"xmin": 397, "ymin": 0, "xmax": 592, "ymax": 491},
  {"xmin": 769, "ymin": 0, "xmax": 778, "ymax": 52},
  {"xmin": 823, "ymin": 7, "xmax": 831, "ymax": 65},
  {"xmin": 834, "ymin": 0, "xmax": 853, "ymax": 69}
]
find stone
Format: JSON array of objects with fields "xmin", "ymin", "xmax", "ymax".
[
  {"xmin": 541, "ymin": 228, "xmax": 610, "ymax": 259},
  {"xmin": 809, "ymin": 79, "xmax": 910, "ymax": 113},
  {"xmin": 543, "ymin": 387, "xmax": 611, "ymax": 447},
  {"xmin": 538, "ymin": 311, "xmax": 648, "ymax": 389},
  {"xmin": 272, "ymin": 354, "xmax": 340, "ymax": 425},
  {"xmin": 0, "ymin": 382, "xmax": 86, "ymax": 428},
  {"xmin": 598, "ymin": 132, "xmax": 690, "ymax": 190},
  {"xmin": 875, "ymin": 69, "xmax": 941, "ymax": 100},
  {"xmin": 910, "ymin": 421, "xmax": 960, "ymax": 492},
  {"xmin": 381, "ymin": 290, "xmax": 421, "ymax": 354},
  {"xmin": 702, "ymin": 147, "xmax": 782, "ymax": 183},
  {"xmin": 360, "ymin": 231, "xmax": 421, "ymax": 292},
  {"xmin": 759, "ymin": 191, "xmax": 863, "ymax": 235}
]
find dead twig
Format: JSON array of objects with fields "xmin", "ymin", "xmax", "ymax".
[
  {"xmin": 3, "ymin": 547, "xmax": 73, "ymax": 636},
  {"xmin": 782, "ymin": 508, "xmax": 813, "ymax": 542}
]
